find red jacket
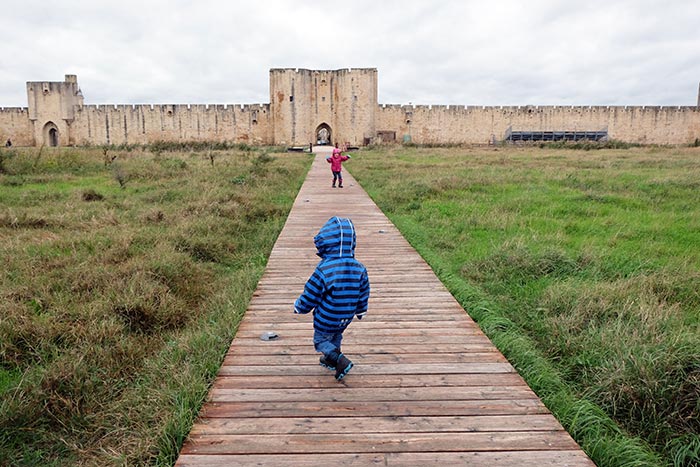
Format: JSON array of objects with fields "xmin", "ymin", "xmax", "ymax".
[{"xmin": 326, "ymin": 153, "xmax": 349, "ymax": 171}]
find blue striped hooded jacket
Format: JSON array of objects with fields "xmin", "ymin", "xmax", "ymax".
[{"xmin": 294, "ymin": 217, "xmax": 370, "ymax": 333}]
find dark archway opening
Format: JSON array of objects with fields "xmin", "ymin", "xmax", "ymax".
[
  {"xmin": 43, "ymin": 122, "xmax": 60, "ymax": 147},
  {"xmin": 49, "ymin": 128, "xmax": 58, "ymax": 147},
  {"xmin": 315, "ymin": 123, "xmax": 332, "ymax": 145}
]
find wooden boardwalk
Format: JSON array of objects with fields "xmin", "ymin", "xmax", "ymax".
[{"xmin": 175, "ymin": 148, "xmax": 595, "ymax": 466}]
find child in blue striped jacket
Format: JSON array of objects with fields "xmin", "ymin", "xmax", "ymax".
[{"xmin": 294, "ymin": 216, "xmax": 370, "ymax": 381}]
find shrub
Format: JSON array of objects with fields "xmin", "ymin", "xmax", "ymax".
[{"xmin": 81, "ymin": 189, "xmax": 104, "ymax": 201}]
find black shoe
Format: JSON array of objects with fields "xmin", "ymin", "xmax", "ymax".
[
  {"xmin": 335, "ymin": 354, "xmax": 353, "ymax": 381},
  {"xmin": 319, "ymin": 355, "xmax": 336, "ymax": 370},
  {"xmin": 332, "ymin": 185, "xmax": 336, "ymax": 188},
  {"xmin": 338, "ymin": 184, "xmax": 343, "ymax": 188}
]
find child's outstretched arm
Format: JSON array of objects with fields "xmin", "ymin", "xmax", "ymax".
[
  {"xmin": 294, "ymin": 268, "xmax": 325, "ymax": 314},
  {"xmin": 355, "ymin": 270, "xmax": 370, "ymax": 320}
]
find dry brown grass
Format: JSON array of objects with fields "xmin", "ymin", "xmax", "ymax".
[{"xmin": 0, "ymin": 146, "xmax": 310, "ymax": 465}]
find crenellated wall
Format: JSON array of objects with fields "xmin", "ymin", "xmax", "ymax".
[
  {"xmin": 71, "ymin": 103, "xmax": 272, "ymax": 146},
  {"xmin": 376, "ymin": 104, "xmax": 700, "ymax": 145},
  {"xmin": 1, "ymin": 70, "xmax": 698, "ymax": 147}
]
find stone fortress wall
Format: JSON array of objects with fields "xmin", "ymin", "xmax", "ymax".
[
  {"xmin": 0, "ymin": 69, "xmax": 698, "ymax": 147},
  {"xmin": 0, "ymin": 107, "xmax": 32, "ymax": 146},
  {"xmin": 69, "ymin": 103, "xmax": 271, "ymax": 146},
  {"xmin": 1, "ymin": 74, "xmax": 272, "ymax": 147},
  {"xmin": 376, "ymin": 103, "xmax": 700, "ymax": 145}
]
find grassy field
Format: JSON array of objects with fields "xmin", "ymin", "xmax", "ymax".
[
  {"xmin": 2, "ymin": 143, "xmax": 698, "ymax": 466},
  {"xmin": 0, "ymin": 145, "xmax": 311, "ymax": 465},
  {"xmin": 349, "ymin": 145, "xmax": 700, "ymax": 467}
]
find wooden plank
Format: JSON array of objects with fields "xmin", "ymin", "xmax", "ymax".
[
  {"xmin": 176, "ymin": 451, "xmax": 595, "ymax": 467},
  {"xmin": 217, "ymin": 363, "xmax": 515, "ymax": 376},
  {"xmin": 232, "ymin": 328, "xmax": 486, "ymax": 338},
  {"xmin": 223, "ymin": 352, "xmax": 507, "ymax": 366},
  {"xmin": 208, "ymin": 386, "xmax": 537, "ymax": 403},
  {"xmin": 180, "ymin": 431, "xmax": 581, "ymax": 455},
  {"xmin": 212, "ymin": 373, "xmax": 528, "ymax": 389},
  {"xmin": 227, "ymin": 343, "xmax": 498, "ymax": 356},
  {"xmin": 199, "ymin": 399, "xmax": 550, "ymax": 418},
  {"xmin": 238, "ymin": 320, "xmax": 476, "ymax": 330},
  {"xmin": 188, "ymin": 414, "xmax": 564, "ymax": 435},
  {"xmin": 226, "ymin": 335, "xmax": 493, "ymax": 346}
]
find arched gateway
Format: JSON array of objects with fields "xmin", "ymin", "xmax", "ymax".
[
  {"xmin": 43, "ymin": 122, "xmax": 59, "ymax": 147},
  {"xmin": 315, "ymin": 123, "xmax": 332, "ymax": 145}
]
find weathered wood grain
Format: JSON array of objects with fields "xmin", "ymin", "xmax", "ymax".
[{"xmin": 176, "ymin": 451, "xmax": 594, "ymax": 467}]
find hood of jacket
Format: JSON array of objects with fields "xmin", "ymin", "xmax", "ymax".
[{"xmin": 314, "ymin": 216, "xmax": 356, "ymax": 258}]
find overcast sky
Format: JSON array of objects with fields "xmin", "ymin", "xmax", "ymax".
[{"xmin": 2, "ymin": 0, "xmax": 699, "ymax": 108}]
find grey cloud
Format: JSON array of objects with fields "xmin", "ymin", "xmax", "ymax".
[{"xmin": 1, "ymin": 0, "xmax": 699, "ymax": 108}]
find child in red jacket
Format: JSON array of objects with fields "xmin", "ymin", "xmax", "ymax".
[{"xmin": 326, "ymin": 144, "xmax": 351, "ymax": 188}]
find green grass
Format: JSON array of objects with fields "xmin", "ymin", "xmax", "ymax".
[
  {"xmin": 3, "ymin": 144, "xmax": 698, "ymax": 465},
  {"xmin": 350, "ymin": 145, "xmax": 700, "ymax": 467},
  {"xmin": 0, "ymin": 146, "xmax": 311, "ymax": 465}
]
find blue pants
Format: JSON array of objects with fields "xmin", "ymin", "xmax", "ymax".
[
  {"xmin": 313, "ymin": 330, "xmax": 343, "ymax": 359},
  {"xmin": 332, "ymin": 171, "xmax": 342, "ymax": 185}
]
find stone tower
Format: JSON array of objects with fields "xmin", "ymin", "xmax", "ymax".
[
  {"xmin": 26, "ymin": 74, "xmax": 84, "ymax": 146},
  {"xmin": 269, "ymin": 68, "xmax": 377, "ymax": 146}
]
